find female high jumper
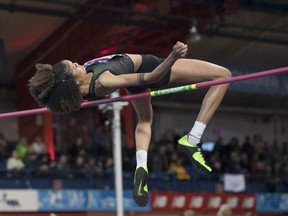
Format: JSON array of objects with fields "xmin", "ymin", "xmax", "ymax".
[{"xmin": 28, "ymin": 41, "xmax": 231, "ymax": 207}]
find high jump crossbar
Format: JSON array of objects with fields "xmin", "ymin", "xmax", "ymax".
[{"xmin": 0, "ymin": 66, "xmax": 287, "ymax": 119}]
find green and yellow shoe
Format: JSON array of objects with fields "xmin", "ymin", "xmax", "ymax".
[
  {"xmin": 133, "ymin": 165, "xmax": 149, "ymax": 207},
  {"xmin": 178, "ymin": 135, "xmax": 212, "ymax": 173}
]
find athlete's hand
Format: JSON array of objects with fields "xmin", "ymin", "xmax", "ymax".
[{"xmin": 171, "ymin": 41, "xmax": 188, "ymax": 59}]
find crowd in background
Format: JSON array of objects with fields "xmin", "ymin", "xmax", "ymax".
[{"xmin": 1, "ymin": 117, "xmax": 288, "ymax": 190}]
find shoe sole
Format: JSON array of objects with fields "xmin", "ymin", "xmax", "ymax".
[
  {"xmin": 178, "ymin": 144, "xmax": 211, "ymax": 174},
  {"xmin": 133, "ymin": 167, "xmax": 148, "ymax": 207}
]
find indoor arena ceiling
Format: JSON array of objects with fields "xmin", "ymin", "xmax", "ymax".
[{"xmin": 0, "ymin": 0, "xmax": 287, "ymax": 109}]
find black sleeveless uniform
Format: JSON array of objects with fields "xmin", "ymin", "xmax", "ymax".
[{"xmin": 83, "ymin": 54, "xmax": 171, "ymax": 100}]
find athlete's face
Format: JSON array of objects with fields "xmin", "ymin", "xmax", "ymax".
[{"xmin": 62, "ymin": 60, "xmax": 86, "ymax": 84}]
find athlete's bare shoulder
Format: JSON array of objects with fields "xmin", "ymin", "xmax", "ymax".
[{"xmin": 126, "ymin": 54, "xmax": 142, "ymax": 72}]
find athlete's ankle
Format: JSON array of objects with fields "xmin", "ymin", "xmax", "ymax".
[{"xmin": 188, "ymin": 133, "xmax": 200, "ymax": 144}]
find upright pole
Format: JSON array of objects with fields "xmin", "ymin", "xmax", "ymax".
[{"xmin": 112, "ymin": 90, "xmax": 125, "ymax": 216}]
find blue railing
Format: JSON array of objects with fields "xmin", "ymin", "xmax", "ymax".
[{"xmin": 1, "ymin": 169, "xmax": 288, "ymax": 193}]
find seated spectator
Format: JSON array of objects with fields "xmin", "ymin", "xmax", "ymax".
[
  {"xmin": 169, "ymin": 154, "xmax": 190, "ymax": 180},
  {"xmin": 90, "ymin": 124, "xmax": 103, "ymax": 155},
  {"xmin": 53, "ymin": 154, "xmax": 71, "ymax": 178},
  {"xmin": 79, "ymin": 124, "xmax": 93, "ymax": 152},
  {"xmin": 6, "ymin": 150, "xmax": 25, "ymax": 177},
  {"xmin": 39, "ymin": 153, "xmax": 51, "ymax": 175},
  {"xmin": 251, "ymin": 154, "xmax": 268, "ymax": 174},
  {"xmin": 52, "ymin": 179, "xmax": 63, "ymax": 190},
  {"xmin": 69, "ymin": 136, "xmax": 87, "ymax": 158},
  {"xmin": 30, "ymin": 136, "xmax": 47, "ymax": 156},
  {"xmin": 241, "ymin": 136, "xmax": 254, "ymax": 160},
  {"xmin": 209, "ymin": 154, "xmax": 223, "ymax": 173},
  {"xmin": 15, "ymin": 137, "xmax": 29, "ymax": 160},
  {"xmin": 225, "ymin": 136, "xmax": 240, "ymax": 157},
  {"xmin": 99, "ymin": 121, "xmax": 113, "ymax": 158},
  {"xmin": 151, "ymin": 145, "xmax": 169, "ymax": 173},
  {"xmin": 226, "ymin": 151, "xmax": 242, "ymax": 173},
  {"xmin": 85, "ymin": 156, "xmax": 103, "ymax": 177},
  {"xmin": 104, "ymin": 157, "xmax": 113, "ymax": 175},
  {"xmin": 25, "ymin": 152, "xmax": 41, "ymax": 175},
  {"xmin": 72, "ymin": 155, "xmax": 86, "ymax": 178},
  {"xmin": 0, "ymin": 132, "xmax": 9, "ymax": 159},
  {"xmin": 61, "ymin": 117, "xmax": 79, "ymax": 154}
]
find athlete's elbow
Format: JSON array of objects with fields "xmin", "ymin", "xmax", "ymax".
[
  {"xmin": 141, "ymin": 74, "xmax": 158, "ymax": 85},
  {"xmin": 148, "ymin": 77, "xmax": 161, "ymax": 84}
]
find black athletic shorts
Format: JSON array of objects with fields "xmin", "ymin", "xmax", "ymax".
[{"xmin": 127, "ymin": 54, "xmax": 171, "ymax": 94}]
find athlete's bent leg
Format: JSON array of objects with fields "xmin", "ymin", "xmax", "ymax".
[{"xmin": 170, "ymin": 58, "xmax": 232, "ymax": 172}]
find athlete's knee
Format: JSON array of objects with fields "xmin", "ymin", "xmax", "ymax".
[
  {"xmin": 138, "ymin": 113, "xmax": 153, "ymax": 125},
  {"xmin": 218, "ymin": 67, "xmax": 232, "ymax": 79}
]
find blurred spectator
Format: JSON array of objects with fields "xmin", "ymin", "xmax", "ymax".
[
  {"xmin": 99, "ymin": 121, "xmax": 113, "ymax": 158},
  {"xmin": 215, "ymin": 182, "xmax": 224, "ymax": 193},
  {"xmin": 52, "ymin": 179, "xmax": 63, "ymax": 190},
  {"xmin": 15, "ymin": 137, "xmax": 29, "ymax": 160},
  {"xmin": 252, "ymin": 134, "xmax": 264, "ymax": 151},
  {"xmin": 216, "ymin": 204, "xmax": 232, "ymax": 216},
  {"xmin": 79, "ymin": 124, "xmax": 93, "ymax": 152},
  {"xmin": 72, "ymin": 155, "xmax": 86, "ymax": 178},
  {"xmin": 240, "ymin": 152, "xmax": 251, "ymax": 173},
  {"xmin": 211, "ymin": 137, "xmax": 227, "ymax": 172},
  {"xmin": 226, "ymin": 151, "xmax": 242, "ymax": 173},
  {"xmin": 210, "ymin": 154, "xmax": 223, "ymax": 173},
  {"xmin": 69, "ymin": 136, "xmax": 87, "ymax": 158},
  {"xmin": 122, "ymin": 142, "xmax": 135, "ymax": 172},
  {"xmin": 90, "ymin": 124, "xmax": 103, "ymax": 154},
  {"xmin": 25, "ymin": 152, "xmax": 40, "ymax": 175},
  {"xmin": 6, "ymin": 150, "xmax": 25, "ymax": 177},
  {"xmin": 0, "ymin": 132, "xmax": 9, "ymax": 159},
  {"xmin": 169, "ymin": 154, "xmax": 190, "ymax": 180},
  {"xmin": 54, "ymin": 154, "xmax": 71, "ymax": 178},
  {"xmin": 61, "ymin": 117, "xmax": 79, "ymax": 153},
  {"xmin": 157, "ymin": 131, "xmax": 172, "ymax": 146},
  {"xmin": 30, "ymin": 136, "xmax": 47, "ymax": 156},
  {"xmin": 85, "ymin": 156, "xmax": 103, "ymax": 177},
  {"xmin": 151, "ymin": 145, "xmax": 169, "ymax": 173},
  {"xmin": 39, "ymin": 153, "xmax": 51, "ymax": 175},
  {"xmin": 243, "ymin": 212, "xmax": 257, "ymax": 216},
  {"xmin": 182, "ymin": 209, "xmax": 196, "ymax": 216},
  {"xmin": 104, "ymin": 157, "xmax": 113, "ymax": 175},
  {"xmin": 252, "ymin": 134, "xmax": 267, "ymax": 171},
  {"xmin": 282, "ymin": 141, "xmax": 288, "ymax": 156},
  {"xmin": 241, "ymin": 136, "xmax": 254, "ymax": 160},
  {"xmin": 251, "ymin": 153, "xmax": 268, "ymax": 174},
  {"xmin": 225, "ymin": 136, "xmax": 240, "ymax": 157}
]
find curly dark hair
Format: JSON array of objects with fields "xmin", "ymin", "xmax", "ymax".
[{"xmin": 28, "ymin": 61, "xmax": 83, "ymax": 114}]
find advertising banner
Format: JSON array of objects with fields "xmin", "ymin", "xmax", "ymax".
[
  {"xmin": 4, "ymin": 190, "xmax": 288, "ymax": 213},
  {"xmin": 0, "ymin": 190, "xmax": 38, "ymax": 212},
  {"xmin": 150, "ymin": 192, "xmax": 256, "ymax": 212},
  {"xmin": 257, "ymin": 193, "xmax": 288, "ymax": 212},
  {"xmin": 38, "ymin": 190, "xmax": 150, "ymax": 211}
]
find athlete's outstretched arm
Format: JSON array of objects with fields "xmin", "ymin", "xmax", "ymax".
[
  {"xmin": 98, "ymin": 42, "xmax": 188, "ymax": 89},
  {"xmin": 138, "ymin": 41, "xmax": 187, "ymax": 84}
]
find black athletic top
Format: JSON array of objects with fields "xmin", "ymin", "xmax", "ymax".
[{"xmin": 83, "ymin": 54, "xmax": 171, "ymax": 100}]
